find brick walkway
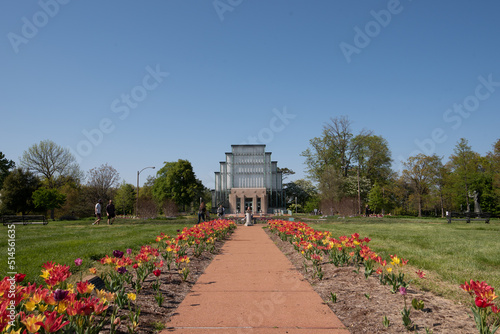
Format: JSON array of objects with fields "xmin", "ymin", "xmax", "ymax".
[{"xmin": 162, "ymin": 225, "xmax": 349, "ymax": 333}]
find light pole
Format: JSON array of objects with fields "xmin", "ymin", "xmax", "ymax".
[
  {"xmin": 295, "ymin": 196, "xmax": 297, "ymax": 214},
  {"xmin": 136, "ymin": 166, "xmax": 155, "ymax": 217}
]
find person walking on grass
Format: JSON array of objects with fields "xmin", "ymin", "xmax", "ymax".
[
  {"xmin": 106, "ymin": 199, "xmax": 116, "ymax": 225},
  {"xmin": 93, "ymin": 199, "xmax": 102, "ymax": 225}
]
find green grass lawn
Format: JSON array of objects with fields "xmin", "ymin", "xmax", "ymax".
[
  {"xmin": 300, "ymin": 216, "xmax": 500, "ymax": 302},
  {"xmin": 0, "ymin": 216, "xmax": 198, "ymax": 285},
  {"xmin": 2, "ymin": 215, "xmax": 499, "ymax": 304}
]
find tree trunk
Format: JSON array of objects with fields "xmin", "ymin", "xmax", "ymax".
[
  {"xmin": 440, "ymin": 191, "xmax": 445, "ymax": 218},
  {"xmin": 418, "ymin": 195, "xmax": 422, "ymax": 217}
]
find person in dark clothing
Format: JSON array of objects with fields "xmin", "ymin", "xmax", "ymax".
[
  {"xmin": 197, "ymin": 201, "xmax": 206, "ymax": 224},
  {"xmin": 217, "ymin": 204, "xmax": 225, "ymax": 219},
  {"xmin": 106, "ymin": 200, "xmax": 116, "ymax": 225}
]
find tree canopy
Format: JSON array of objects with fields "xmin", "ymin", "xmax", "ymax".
[
  {"xmin": 301, "ymin": 116, "xmax": 391, "ymax": 213},
  {"xmin": 0, "ymin": 168, "xmax": 40, "ymax": 215},
  {"xmin": 86, "ymin": 163, "xmax": 120, "ymax": 202},
  {"xmin": 152, "ymin": 159, "xmax": 204, "ymax": 211},
  {"xmin": 32, "ymin": 188, "xmax": 67, "ymax": 214},
  {"xmin": 0, "ymin": 152, "xmax": 15, "ymax": 190},
  {"xmin": 402, "ymin": 153, "xmax": 442, "ymax": 217},
  {"xmin": 114, "ymin": 182, "xmax": 136, "ymax": 215},
  {"xmin": 20, "ymin": 140, "xmax": 82, "ymax": 188},
  {"xmin": 301, "ymin": 116, "xmax": 373, "ymax": 181}
]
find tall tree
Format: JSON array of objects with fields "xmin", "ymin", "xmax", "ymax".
[
  {"xmin": 86, "ymin": 164, "xmax": 120, "ymax": 202},
  {"xmin": 284, "ymin": 179, "xmax": 317, "ymax": 208},
  {"xmin": 0, "ymin": 152, "xmax": 15, "ymax": 190},
  {"xmin": 488, "ymin": 139, "xmax": 500, "ymax": 201},
  {"xmin": 447, "ymin": 138, "xmax": 481, "ymax": 212},
  {"xmin": 367, "ymin": 183, "xmax": 389, "ymax": 214},
  {"xmin": 434, "ymin": 162, "xmax": 450, "ymax": 217},
  {"xmin": 353, "ymin": 135, "xmax": 392, "ymax": 186},
  {"xmin": 32, "ymin": 188, "xmax": 66, "ymax": 217},
  {"xmin": 152, "ymin": 159, "xmax": 204, "ymax": 212},
  {"xmin": 114, "ymin": 182, "xmax": 136, "ymax": 215},
  {"xmin": 20, "ymin": 140, "xmax": 82, "ymax": 188},
  {"xmin": 0, "ymin": 168, "xmax": 40, "ymax": 215},
  {"xmin": 402, "ymin": 154, "xmax": 441, "ymax": 217},
  {"xmin": 301, "ymin": 116, "xmax": 373, "ymax": 181}
]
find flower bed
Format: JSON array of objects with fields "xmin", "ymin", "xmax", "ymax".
[
  {"xmin": 0, "ymin": 219, "xmax": 236, "ymax": 334},
  {"xmin": 267, "ymin": 219, "xmax": 499, "ymax": 333}
]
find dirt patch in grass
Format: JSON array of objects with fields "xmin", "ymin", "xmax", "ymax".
[{"xmin": 265, "ymin": 228, "xmax": 477, "ymax": 333}]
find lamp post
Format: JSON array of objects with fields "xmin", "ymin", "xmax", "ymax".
[
  {"xmin": 136, "ymin": 166, "xmax": 155, "ymax": 217},
  {"xmin": 295, "ymin": 196, "xmax": 297, "ymax": 214}
]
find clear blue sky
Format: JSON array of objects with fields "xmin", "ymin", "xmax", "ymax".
[{"xmin": 1, "ymin": 1, "xmax": 499, "ymax": 189}]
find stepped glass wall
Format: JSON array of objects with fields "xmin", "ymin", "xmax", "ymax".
[{"xmin": 213, "ymin": 145, "xmax": 284, "ymax": 214}]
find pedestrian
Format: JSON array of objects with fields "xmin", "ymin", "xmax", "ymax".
[
  {"xmin": 106, "ymin": 199, "xmax": 116, "ymax": 225},
  {"xmin": 197, "ymin": 201, "xmax": 206, "ymax": 224},
  {"xmin": 217, "ymin": 204, "xmax": 225, "ymax": 219},
  {"xmin": 93, "ymin": 199, "xmax": 102, "ymax": 225}
]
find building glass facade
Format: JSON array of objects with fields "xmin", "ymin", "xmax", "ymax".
[{"xmin": 213, "ymin": 145, "xmax": 284, "ymax": 214}]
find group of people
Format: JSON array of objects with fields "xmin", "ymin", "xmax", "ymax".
[
  {"xmin": 93, "ymin": 199, "xmax": 116, "ymax": 225},
  {"xmin": 197, "ymin": 201, "xmax": 226, "ymax": 224},
  {"xmin": 94, "ymin": 199, "xmax": 230, "ymax": 225}
]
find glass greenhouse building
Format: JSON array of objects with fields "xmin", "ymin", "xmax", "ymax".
[{"xmin": 213, "ymin": 145, "xmax": 285, "ymax": 214}]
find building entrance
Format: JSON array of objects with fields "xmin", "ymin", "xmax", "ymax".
[{"xmin": 244, "ymin": 198, "xmax": 253, "ymax": 212}]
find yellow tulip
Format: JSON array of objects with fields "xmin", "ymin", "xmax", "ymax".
[
  {"xmin": 24, "ymin": 300, "xmax": 36, "ymax": 312},
  {"xmin": 21, "ymin": 314, "xmax": 45, "ymax": 333},
  {"xmin": 57, "ymin": 301, "xmax": 68, "ymax": 314},
  {"xmin": 38, "ymin": 304, "xmax": 48, "ymax": 312}
]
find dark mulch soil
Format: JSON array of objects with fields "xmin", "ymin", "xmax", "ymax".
[
  {"xmin": 108, "ymin": 239, "xmax": 225, "ymax": 333},
  {"xmin": 265, "ymin": 228, "xmax": 477, "ymax": 334}
]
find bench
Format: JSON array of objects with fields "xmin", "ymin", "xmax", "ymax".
[
  {"xmin": 446, "ymin": 211, "xmax": 490, "ymax": 224},
  {"xmin": 2, "ymin": 215, "xmax": 48, "ymax": 226}
]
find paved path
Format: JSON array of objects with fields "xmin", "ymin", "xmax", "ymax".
[{"xmin": 162, "ymin": 225, "xmax": 349, "ymax": 334}]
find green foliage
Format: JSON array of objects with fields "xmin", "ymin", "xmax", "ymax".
[
  {"xmin": 367, "ymin": 183, "xmax": 391, "ymax": 214},
  {"xmin": 302, "ymin": 116, "xmax": 392, "ymax": 207},
  {"xmin": 277, "ymin": 167, "xmax": 295, "ymax": 180},
  {"xmin": 382, "ymin": 315, "xmax": 390, "ymax": 328},
  {"xmin": 32, "ymin": 187, "xmax": 67, "ymax": 211},
  {"xmin": 0, "ymin": 168, "xmax": 40, "ymax": 214},
  {"xmin": 0, "ymin": 151, "xmax": 15, "ymax": 190},
  {"xmin": 152, "ymin": 159, "xmax": 205, "ymax": 211},
  {"xmin": 115, "ymin": 182, "xmax": 136, "ymax": 215},
  {"xmin": 301, "ymin": 116, "xmax": 375, "ymax": 182},
  {"xmin": 304, "ymin": 196, "xmax": 321, "ymax": 213},
  {"xmin": 288, "ymin": 203, "xmax": 303, "ymax": 213},
  {"xmin": 353, "ymin": 134, "xmax": 392, "ymax": 186},
  {"xmin": 402, "ymin": 153, "xmax": 442, "ymax": 217},
  {"xmin": 411, "ymin": 298, "xmax": 425, "ymax": 310},
  {"xmin": 284, "ymin": 179, "xmax": 317, "ymax": 208}
]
